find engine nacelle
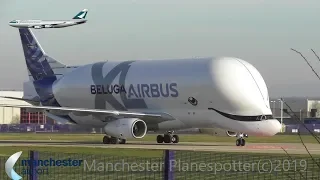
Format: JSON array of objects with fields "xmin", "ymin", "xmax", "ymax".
[
  {"xmin": 103, "ymin": 118, "xmax": 147, "ymax": 139},
  {"xmin": 33, "ymin": 25, "xmax": 42, "ymax": 29},
  {"xmin": 199, "ymin": 128, "xmax": 238, "ymax": 137},
  {"xmin": 44, "ymin": 24, "xmax": 52, "ymax": 28}
]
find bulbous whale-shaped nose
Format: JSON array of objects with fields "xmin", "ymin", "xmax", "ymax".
[
  {"xmin": 211, "ymin": 57, "xmax": 271, "ymax": 116},
  {"xmin": 209, "ymin": 57, "xmax": 280, "ymax": 136}
]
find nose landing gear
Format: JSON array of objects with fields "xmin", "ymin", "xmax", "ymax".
[
  {"xmin": 156, "ymin": 131, "xmax": 179, "ymax": 144},
  {"xmin": 236, "ymin": 133, "xmax": 248, "ymax": 146}
]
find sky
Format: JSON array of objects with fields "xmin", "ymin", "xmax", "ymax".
[{"xmin": 1, "ymin": 0, "xmax": 320, "ymax": 97}]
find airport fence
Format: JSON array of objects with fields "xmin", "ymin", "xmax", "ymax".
[{"xmin": 0, "ymin": 150, "xmax": 319, "ymax": 180}]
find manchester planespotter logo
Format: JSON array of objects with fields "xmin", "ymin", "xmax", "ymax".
[{"xmin": 5, "ymin": 151, "xmax": 23, "ymax": 180}]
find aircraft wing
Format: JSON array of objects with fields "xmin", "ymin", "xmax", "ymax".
[
  {"xmin": 0, "ymin": 96, "xmax": 40, "ymax": 106},
  {"xmin": 0, "ymin": 104, "xmax": 163, "ymax": 118},
  {"xmin": 0, "ymin": 96, "xmax": 174, "ymax": 123}
]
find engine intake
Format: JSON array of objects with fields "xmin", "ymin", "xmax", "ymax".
[
  {"xmin": 103, "ymin": 118, "xmax": 147, "ymax": 139},
  {"xmin": 226, "ymin": 131, "xmax": 237, "ymax": 137}
]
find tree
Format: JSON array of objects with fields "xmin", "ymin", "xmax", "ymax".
[{"xmin": 10, "ymin": 115, "xmax": 20, "ymax": 124}]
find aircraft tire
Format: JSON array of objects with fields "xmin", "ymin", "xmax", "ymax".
[
  {"xmin": 163, "ymin": 134, "xmax": 172, "ymax": 143},
  {"xmin": 110, "ymin": 137, "xmax": 119, "ymax": 144},
  {"xmin": 157, "ymin": 135, "xmax": 164, "ymax": 143},
  {"xmin": 172, "ymin": 135, "xmax": 179, "ymax": 143},
  {"xmin": 240, "ymin": 139, "xmax": 246, "ymax": 146},
  {"xmin": 236, "ymin": 139, "xmax": 241, "ymax": 146},
  {"xmin": 103, "ymin": 136, "xmax": 110, "ymax": 144},
  {"xmin": 119, "ymin": 139, "xmax": 126, "ymax": 144}
]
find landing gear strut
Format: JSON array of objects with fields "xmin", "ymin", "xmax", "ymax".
[
  {"xmin": 156, "ymin": 131, "xmax": 179, "ymax": 144},
  {"xmin": 103, "ymin": 135, "xmax": 126, "ymax": 144},
  {"xmin": 236, "ymin": 133, "xmax": 248, "ymax": 146}
]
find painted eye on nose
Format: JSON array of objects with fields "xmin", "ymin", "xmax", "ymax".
[{"xmin": 188, "ymin": 97, "xmax": 198, "ymax": 106}]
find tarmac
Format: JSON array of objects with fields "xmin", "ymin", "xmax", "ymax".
[{"xmin": 0, "ymin": 140, "xmax": 319, "ymax": 155}]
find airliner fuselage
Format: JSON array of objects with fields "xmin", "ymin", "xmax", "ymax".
[
  {"xmin": 48, "ymin": 57, "xmax": 281, "ymax": 137},
  {"xmin": 8, "ymin": 9, "xmax": 88, "ymax": 29},
  {"xmin": 9, "ymin": 19, "xmax": 86, "ymax": 29}
]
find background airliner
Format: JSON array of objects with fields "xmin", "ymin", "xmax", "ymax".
[
  {"xmin": 8, "ymin": 9, "xmax": 88, "ymax": 29},
  {"xmin": 0, "ymin": 28, "xmax": 281, "ymax": 146}
]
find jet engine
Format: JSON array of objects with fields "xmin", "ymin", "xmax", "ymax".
[
  {"xmin": 103, "ymin": 118, "xmax": 147, "ymax": 139},
  {"xmin": 33, "ymin": 25, "xmax": 42, "ymax": 29},
  {"xmin": 44, "ymin": 25, "xmax": 53, "ymax": 28},
  {"xmin": 199, "ymin": 128, "xmax": 238, "ymax": 137}
]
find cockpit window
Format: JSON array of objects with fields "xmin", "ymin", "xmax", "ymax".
[
  {"xmin": 188, "ymin": 97, "xmax": 198, "ymax": 106},
  {"xmin": 10, "ymin": 20, "xmax": 18, "ymax": 23},
  {"xmin": 258, "ymin": 115, "xmax": 268, "ymax": 120},
  {"xmin": 208, "ymin": 108, "xmax": 274, "ymax": 121}
]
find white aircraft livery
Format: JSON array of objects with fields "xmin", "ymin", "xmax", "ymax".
[
  {"xmin": 0, "ymin": 28, "xmax": 281, "ymax": 146},
  {"xmin": 8, "ymin": 9, "xmax": 88, "ymax": 29}
]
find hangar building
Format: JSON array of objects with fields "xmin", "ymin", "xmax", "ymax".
[
  {"xmin": 270, "ymin": 97, "xmax": 320, "ymax": 124},
  {"xmin": 0, "ymin": 90, "xmax": 47, "ymax": 124}
]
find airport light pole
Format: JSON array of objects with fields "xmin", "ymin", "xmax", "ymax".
[
  {"xmin": 270, "ymin": 100, "xmax": 276, "ymax": 115},
  {"xmin": 278, "ymin": 99, "xmax": 284, "ymax": 132},
  {"xmin": 300, "ymin": 109, "xmax": 302, "ymax": 121}
]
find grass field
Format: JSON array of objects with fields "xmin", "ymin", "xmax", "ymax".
[
  {"xmin": 0, "ymin": 133, "xmax": 319, "ymax": 179},
  {"xmin": 0, "ymin": 133, "xmax": 319, "ymax": 143}
]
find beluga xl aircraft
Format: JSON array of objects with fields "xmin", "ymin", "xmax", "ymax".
[
  {"xmin": 8, "ymin": 9, "xmax": 88, "ymax": 29},
  {"xmin": 0, "ymin": 28, "xmax": 281, "ymax": 146}
]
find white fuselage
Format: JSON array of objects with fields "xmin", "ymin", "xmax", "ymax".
[
  {"xmin": 9, "ymin": 19, "xmax": 86, "ymax": 29},
  {"xmin": 46, "ymin": 57, "xmax": 281, "ymax": 136}
]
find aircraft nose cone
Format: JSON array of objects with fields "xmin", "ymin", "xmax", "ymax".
[
  {"xmin": 256, "ymin": 119, "xmax": 281, "ymax": 136},
  {"xmin": 266, "ymin": 119, "xmax": 282, "ymax": 136}
]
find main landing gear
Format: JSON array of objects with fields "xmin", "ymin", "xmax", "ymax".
[
  {"xmin": 236, "ymin": 133, "xmax": 248, "ymax": 146},
  {"xmin": 102, "ymin": 135, "xmax": 126, "ymax": 144},
  {"xmin": 156, "ymin": 131, "xmax": 179, "ymax": 144}
]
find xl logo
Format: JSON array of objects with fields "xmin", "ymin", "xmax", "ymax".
[
  {"xmin": 91, "ymin": 61, "xmax": 148, "ymax": 110},
  {"xmin": 5, "ymin": 151, "xmax": 22, "ymax": 180}
]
